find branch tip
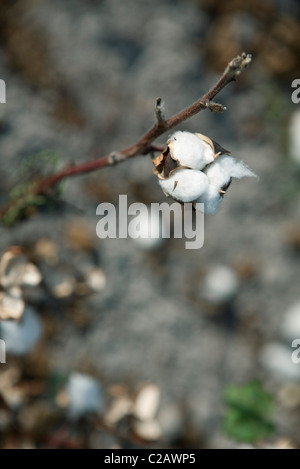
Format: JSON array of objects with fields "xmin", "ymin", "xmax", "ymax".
[
  {"xmin": 155, "ymin": 97, "xmax": 165, "ymax": 125},
  {"xmin": 226, "ymin": 52, "xmax": 252, "ymax": 79}
]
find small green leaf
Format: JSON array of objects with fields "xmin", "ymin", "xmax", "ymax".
[{"xmin": 223, "ymin": 380, "xmax": 275, "ymax": 443}]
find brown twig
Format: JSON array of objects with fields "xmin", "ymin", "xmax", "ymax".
[{"xmin": 0, "ymin": 53, "xmax": 251, "ymax": 221}]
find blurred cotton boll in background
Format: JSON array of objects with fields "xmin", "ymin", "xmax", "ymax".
[
  {"xmin": 66, "ymin": 372, "xmax": 103, "ymax": 419},
  {"xmin": 201, "ymin": 265, "xmax": 239, "ymax": 304},
  {"xmin": 131, "ymin": 208, "xmax": 168, "ymax": 251},
  {"xmin": 132, "ymin": 384, "xmax": 162, "ymax": 441},
  {"xmin": 0, "ymin": 306, "xmax": 42, "ymax": 356},
  {"xmin": 133, "ymin": 384, "xmax": 161, "ymax": 421},
  {"xmin": 260, "ymin": 343, "xmax": 300, "ymax": 382}
]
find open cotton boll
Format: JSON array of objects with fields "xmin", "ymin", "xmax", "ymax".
[
  {"xmin": 66, "ymin": 372, "xmax": 103, "ymax": 419},
  {"xmin": 168, "ymin": 131, "xmax": 215, "ymax": 170},
  {"xmin": 159, "ymin": 168, "xmax": 208, "ymax": 202},
  {"xmin": 206, "ymin": 155, "xmax": 256, "ymax": 189},
  {"xmin": 0, "ymin": 306, "xmax": 42, "ymax": 356},
  {"xmin": 195, "ymin": 185, "xmax": 221, "ymax": 214}
]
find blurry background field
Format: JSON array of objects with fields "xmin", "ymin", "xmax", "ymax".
[{"xmin": 0, "ymin": 0, "xmax": 300, "ymax": 449}]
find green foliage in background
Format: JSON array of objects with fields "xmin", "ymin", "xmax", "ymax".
[
  {"xmin": 2, "ymin": 151, "xmax": 63, "ymax": 226},
  {"xmin": 17, "ymin": 151, "xmax": 61, "ymax": 179},
  {"xmin": 223, "ymin": 380, "xmax": 275, "ymax": 443}
]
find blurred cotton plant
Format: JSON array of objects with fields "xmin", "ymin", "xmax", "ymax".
[
  {"xmin": 153, "ymin": 131, "xmax": 256, "ymax": 214},
  {"xmin": 0, "ymin": 247, "xmax": 42, "ymax": 321}
]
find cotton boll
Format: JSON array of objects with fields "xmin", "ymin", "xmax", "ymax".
[
  {"xmin": 168, "ymin": 131, "xmax": 215, "ymax": 170},
  {"xmin": 0, "ymin": 306, "xmax": 42, "ymax": 356},
  {"xmin": 206, "ymin": 155, "xmax": 256, "ymax": 189},
  {"xmin": 66, "ymin": 372, "xmax": 103, "ymax": 419},
  {"xmin": 195, "ymin": 185, "xmax": 221, "ymax": 214},
  {"xmin": 159, "ymin": 168, "xmax": 208, "ymax": 202}
]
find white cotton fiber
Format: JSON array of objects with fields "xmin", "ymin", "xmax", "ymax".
[
  {"xmin": 195, "ymin": 185, "xmax": 221, "ymax": 214},
  {"xmin": 0, "ymin": 306, "xmax": 42, "ymax": 356},
  {"xmin": 206, "ymin": 155, "xmax": 256, "ymax": 189},
  {"xmin": 168, "ymin": 131, "xmax": 214, "ymax": 170},
  {"xmin": 159, "ymin": 168, "xmax": 208, "ymax": 202}
]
